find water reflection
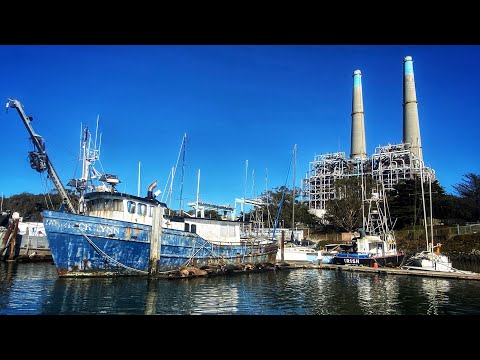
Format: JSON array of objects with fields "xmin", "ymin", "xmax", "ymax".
[
  {"xmin": 2, "ymin": 263, "xmax": 480, "ymax": 315},
  {"xmin": 0, "ymin": 262, "xmax": 56, "ymax": 314},
  {"xmin": 420, "ymin": 278, "xmax": 451, "ymax": 315}
]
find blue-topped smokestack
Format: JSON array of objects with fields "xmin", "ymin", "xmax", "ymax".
[
  {"xmin": 403, "ymin": 56, "xmax": 422, "ymax": 160},
  {"xmin": 350, "ymin": 69, "xmax": 367, "ymax": 160}
]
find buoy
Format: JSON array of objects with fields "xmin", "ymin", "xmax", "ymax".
[{"xmin": 373, "ymin": 262, "xmax": 378, "ymax": 268}]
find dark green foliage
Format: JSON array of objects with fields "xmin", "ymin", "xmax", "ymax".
[
  {"xmin": 389, "ymin": 178, "xmax": 450, "ymax": 229},
  {"xmin": 324, "ymin": 177, "xmax": 363, "ymax": 233},
  {"xmin": 2, "ymin": 192, "xmax": 64, "ymax": 221},
  {"xmin": 389, "ymin": 173, "xmax": 480, "ymax": 229},
  {"xmin": 453, "ymin": 173, "xmax": 480, "ymax": 222}
]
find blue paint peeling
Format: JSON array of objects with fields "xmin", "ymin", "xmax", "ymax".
[{"xmin": 44, "ymin": 210, "xmax": 278, "ymax": 277}]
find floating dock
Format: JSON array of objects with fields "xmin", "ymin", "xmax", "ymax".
[{"xmin": 282, "ymin": 262, "xmax": 480, "ymax": 281}]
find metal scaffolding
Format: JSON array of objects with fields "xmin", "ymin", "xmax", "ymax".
[{"xmin": 302, "ymin": 143, "xmax": 435, "ymax": 217}]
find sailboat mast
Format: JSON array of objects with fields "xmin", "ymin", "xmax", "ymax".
[
  {"xmin": 196, "ymin": 168, "xmax": 200, "ymax": 217},
  {"xmin": 292, "ymin": 144, "xmax": 296, "ymax": 234},
  {"xmin": 137, "ymin": 161, "xmax": 141, "ymax": 197},
  {"xmin": 360, "ymin": 160, "xmax": 366, "ymax": 230},
  {"xmin": 244, "ymin": 160, "xmax": 248, "ymax": 222},
  {"xmin": 179, "ymin": 134, "xmax": 186, "ymax": 211},
  {"xmin": 266, "ymin": 168, "xmax": 271, "ymax": 229},
  {"xmin": 419, "ymin": 161, "xmax": 430, "ymax": 252},
  {"xmin": 429, "ymin": 175, "xmax": 434, "ymax": 251}
]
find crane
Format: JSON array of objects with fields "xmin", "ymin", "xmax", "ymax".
[{"xmin": 6, "ymin": 98, "xmax": 77, "ymax": 213}]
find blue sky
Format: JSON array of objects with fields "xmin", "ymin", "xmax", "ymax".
[{"xmin": 1, "ymin": 45, "xmax": 479, "ymax": 211}]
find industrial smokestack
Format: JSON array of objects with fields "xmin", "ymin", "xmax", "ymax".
[
  {"xmin": 350, "ymin": 69, "xmax": 367, "ymax": 160},
  {"xmin": 403, "ymin": 56, "xmax": 422, "ymax": 160}
]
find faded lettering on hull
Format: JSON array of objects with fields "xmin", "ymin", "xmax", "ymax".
[{"xmin": 45, "ymin": 218, "xmax": 120, "ymax": 237}]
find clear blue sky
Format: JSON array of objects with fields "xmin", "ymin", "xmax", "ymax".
[{"xmin": 1, "ymin": 45, "xmax": 479, "ymax": 211}]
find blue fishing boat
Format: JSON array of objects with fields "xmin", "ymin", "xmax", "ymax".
[{"xmin": 7, "ymin": 98, "xmax": 278, "ymax": 277}]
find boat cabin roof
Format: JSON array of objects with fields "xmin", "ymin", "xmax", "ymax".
[{"xmin": 84, "ymin": 191, "xmax": 166, "ymax": 207}]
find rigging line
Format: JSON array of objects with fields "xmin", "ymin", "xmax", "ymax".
[
  {"xmin": 39, "ymin": 173, "xmax": 55, "ymax": 210},
  {"xmin": 167, "ymin": 134, "xmax": 187, "ymax": 206},
  {"xmin": 76, "ymin": 226, "xmax": 149, "ymax": 274},
  {"xmin": 271, "ymin": 147, "xmax": 295, "ymax": 241},
  {"xmin": 161, "ymin": 171, "xmax": 172, "ymax": 202},
  {"xmin": 184, "ymin": 239, "xmax": 211, "ymax": 266}
]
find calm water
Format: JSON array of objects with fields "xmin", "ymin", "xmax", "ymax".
[{"xmin": 1, "ymin": 262, "xmax": 480, "ymax": 315}]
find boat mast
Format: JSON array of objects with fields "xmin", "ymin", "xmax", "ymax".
[
  {"xmin": 429, "ymin": 174, "xmax": 434, "ymax": 251},
  {"xmin": 419, "ymin": 160, "xmax": 429, "ymax": 252},
  {"xmin": 244, "ymin": 160, "xmax": 248, "ymax": 222},
  {"xmin": 196, "ymin": 168, "xmax": 200, "ymax": 217},
  {"xmin": 138, "ymin": 161, "xmax": 141, "ymax": 197},
  {"xmin": 6, "ymin": 98, "xmax": 76, "ymax": 213},
  {"xmin": 266, "ymin": 168, "xmax": 271, "ymax": 229},
  {"xmin": 292, "ymin": 144, "xmax": 296, "ymax": 238},
  {"xmin": 179, "ymin": 134, "xmax": 186, "ymax": 211}
]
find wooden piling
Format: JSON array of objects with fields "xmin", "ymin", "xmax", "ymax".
[
  {"xmin": 148, "ymin": 205, "xmax": 164, "ymax": 275},
  {"xmin": 281, "ymin": 230, "xmax": 285, "ymax": 262}
]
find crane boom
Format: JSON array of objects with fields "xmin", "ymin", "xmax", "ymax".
[{"xmin": 6, "ymin": 98, "xmax": 77, "ymax": 213}]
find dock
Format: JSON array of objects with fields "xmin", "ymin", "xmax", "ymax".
[{"xmin": 281, "ymin": 262, "xmax": 480, "ymax": 281}]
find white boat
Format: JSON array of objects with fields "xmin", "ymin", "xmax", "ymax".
[
  {"xmin": 401, "ymin": 165, "xmax": 473, "ymax": 274},
  {"xmin": 277, "ymin": 241, "xmax": 319, "ymax": 263},
  {"xmin": 318, "ymin": 244, "xmax": 340, "ymax": 264},
  {"xmin": 402, "ymin": 246, "xmax": 473, "ymax": 274}
]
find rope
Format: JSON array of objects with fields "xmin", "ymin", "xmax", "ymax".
[
  {"xmin": 76, "ymin": 225, "xmax": 149, "ymax": 274},
  {"xmin": 184, "ymin": 240, "xmax": 210, "ymax": 266}
]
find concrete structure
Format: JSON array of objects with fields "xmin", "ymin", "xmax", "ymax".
[
  {"xmin": 350, "ymin": 70, "xmax": 367, "ymax": 160},
  {"xmin": 403, "ymin": 56, "xmax": 422, "ymax": 161}
]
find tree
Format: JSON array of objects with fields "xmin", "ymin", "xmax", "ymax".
[
  {"xmin": 247, "ymin": 185, "xmax": 320, "ymax": 230},
  {"xmin": 453, "ymin": 173, "xmax": 480, "ymax": 222},
  {"xmin": 389, "ymin": 178, "xmax": 452, "ymax": 229},
  {"xmin": 2, "ymin": 191, "xmax": 65, "ymax": 222},
  {"xmin": 324, "ymin": 177, "xmax": 363, "ymax": 233}
]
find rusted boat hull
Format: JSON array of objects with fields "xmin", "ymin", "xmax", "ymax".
[{"xmin": 44, "ymin": 210, "xmax": 278, "ymax": 277}]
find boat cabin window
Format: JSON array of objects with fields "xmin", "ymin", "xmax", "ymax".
[
  {"xmin": 185, "ymin": 223, "xmax": 190, "ymax": 232},
  {"xmin": 113, "ymin": 199, "xmax": 123, "ymax": 211},
  {"xmin": 191, "ymin": 224, "xmax": 197, "ymax": 234},
  {"xmin": 104, "ymin": 199, "xmax": 113, "ymax": 211},
  {"xmin": 138, "ymin": 203, "xmax": 147, "ymax": 216},
  {"xmin": 148, "ymin": 206, "xmax": 155, "ymax": 217},
  {"xmin": 127, "ymin": 201, "xmax": 136, "ymax": 214}
]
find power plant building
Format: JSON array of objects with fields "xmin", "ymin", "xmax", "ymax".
[{"xmin": 302, "ymin": 56, "xmax": 435, "ymax": 218}]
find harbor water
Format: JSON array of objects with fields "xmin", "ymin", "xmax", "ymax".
[{"xmin": 2, "ymin": 262, "xmax": 480, "ymax": 315}]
